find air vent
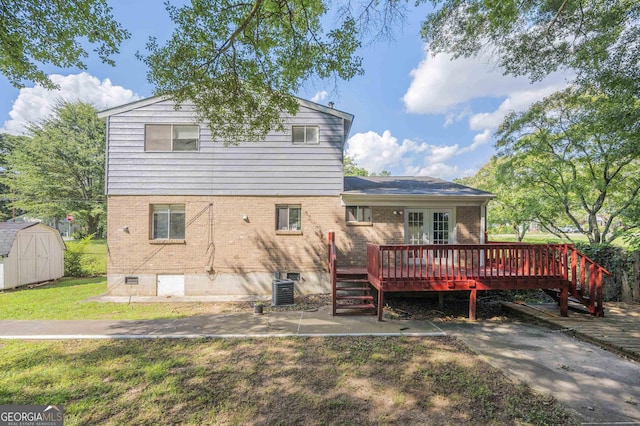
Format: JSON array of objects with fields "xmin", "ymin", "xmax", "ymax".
[
  {"xmin": 125, "ymin": 276, "xmax": 139, "ymax": 285},
  {"xmin": 286, "ymin": 272, "xmax": 300, "ymax": 281},
  {"xmin": 272, "ymin": 279, "xmax": 294, "ymax": 306}
]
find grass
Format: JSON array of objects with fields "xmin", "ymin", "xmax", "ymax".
[
  {"xmin": 0, "ymin": 278, "xmax": 250, "ymax": 320},
  {"xmin": 490, "ymin": 232, "xmax": 629, "ymax": 247},
  {"xmin": 64, "ymin": 238, "xmax": 107, "ymax": 276},
  {"xmin": 0, "ymin": 337, "xmax": 577, "ymax": 425}
]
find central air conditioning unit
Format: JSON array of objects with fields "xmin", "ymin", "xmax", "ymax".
[{"xmin": 272, "ymin": 279, "xmax": 294, "ymax": 306}]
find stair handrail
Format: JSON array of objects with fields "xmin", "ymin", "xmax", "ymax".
[{"xmin": 566, "ymin": 245, "xmax": 610, "ymax": 316}]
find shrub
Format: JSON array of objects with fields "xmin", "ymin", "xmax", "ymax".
[{"xmin": 64, "ymin": 235, "xmax": 94, "ymax": 277}]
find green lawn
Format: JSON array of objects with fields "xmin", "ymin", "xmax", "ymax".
[
  {"xmin": 0, "ymin": 278, "xmax": 237, "ymax": 320},
  {"xmin": 64, "ymin": 238, "xmax": 107, "ymax": 276},
  {"xmin": 0, "ymin": 337, "xmax": 576, "ymax": 425},
  {"xmin": 490, "ymin": 232, "xmax": 629, "ymax": 247}
]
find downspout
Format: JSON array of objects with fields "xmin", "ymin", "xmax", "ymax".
[{"xmin": 480, "ymin": 200, "xmax": 488, "ymax": 244}]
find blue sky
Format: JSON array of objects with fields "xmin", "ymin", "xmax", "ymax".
[{"xmin": 0, "ymin": 1, "xmax": 569, "ymax": 180}]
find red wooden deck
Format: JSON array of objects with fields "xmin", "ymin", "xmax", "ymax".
[{"xmin": 328, "ymin": 233, "xmax": 609, "ymax": 321}]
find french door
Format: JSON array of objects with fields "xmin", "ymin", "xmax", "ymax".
[{"xmin": 405, "ymin": 209, "xmax": 453, "ymax": 265}]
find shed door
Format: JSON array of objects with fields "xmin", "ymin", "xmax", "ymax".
[
  {"xmin": 18, "ymin": 233, "xmax": 36, "ymax": 285},
  {"xmin": 18, "ymin": 232, "xmax": 52, "ymax": 285},
  {"xmin": 36, "ymin": 233, "xmax": 51, "ymax": 282},
  {"xmin": 157, "ymin": 274, "xmax": 185, "ymax": 296}
]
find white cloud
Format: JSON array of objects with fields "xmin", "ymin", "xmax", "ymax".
[
  {"xmin": 400, "ymin": 45, "xmax": 571, "ymax": 170},
  {"xmin": 468, "ymin": 83, "xmax": 566, "ymax": 131},
  {"xmin": 310, "ymin": 90, "xmax": 328, "ymax": 103},
  {"xmin": 458, "ymin": 129, "xmax": 491, "ymax": 155},
  {"xmin": 346, "ymin": 130, "xmax": 480, "ymax": 180},
  {"xmin": 2, "ymin": 72, "xmax": 140, "ymax": 134},
  {"xmin": 403, "ymin": 46, "xmax": 569, "ymax": 116}
]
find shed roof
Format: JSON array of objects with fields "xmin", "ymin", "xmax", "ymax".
[
  {"xmin": 342, "ymin": 176, "xmax": 495, "ymax": 198},
  {"xmin": 0, "ymin": 222, "xmax": 38, "ymax": 257}
]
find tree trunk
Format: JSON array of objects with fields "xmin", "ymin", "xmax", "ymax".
[
  {"xmin": 633, "ymin": 251, "xmax": 640, "ymax": 302},
  {"xmin": 87, "ymin": 215, "xmax": 99, "ymax": 237}
]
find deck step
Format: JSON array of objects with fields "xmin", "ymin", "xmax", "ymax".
[
  {"xmin": 334, "ymin": 311, "xmax": 376, "ymax": 316},
  {"xmin": 335, "ymin": 303, "xmax": 376, "ymax": 310},
  {"xmin": 336, "ymin": 287, "xmax": 372, "ymax": 293},
  {"xmin": 336, "ymin": 295, "xmax": 374, "ymax": 301},
  {"xmin": 337, "ymin": 278, "xmax": 369, "ymax": 283},
  {"xmin": 542, "ymin": 288, "xmax": 596, "ymax": 314}
]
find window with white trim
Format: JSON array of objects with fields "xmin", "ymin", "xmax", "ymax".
[
  {"xmin": 276, "ymin": 205, "xmax": 301, "ymax": 231},
  {"xmin": 152, "ymin": 204, "xmax": 186, "ymax": 240},
  {"xmin": 145, "ymin": 124, "xmax": 199, "ymax": 151},
  {"xmin": 292, "ymin": 126, "xmax": 319, "ymax": 144},
  {"xmin": 346, "ymin": 206, "xmax": 371, "ymax": 223}
]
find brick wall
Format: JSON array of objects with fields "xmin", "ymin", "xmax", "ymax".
[
  {"xmin": 107, "ymin": 196, "xmax": 484, "ymax": 294},
  {"xmin": 339, "ymin": 207, "xmax": 404, "ymax": 266},
  {"xmin": 107, "ymin": 195, "xmax": 350, "ymax": 277},
  {"xmin": 456, "ymin": 206, "xmax": 481, "ymax": 244}
]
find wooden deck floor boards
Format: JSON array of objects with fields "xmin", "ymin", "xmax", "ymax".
[{"xmin": 503, "ymin": 301, "xmax": 640, "ymax": 361}]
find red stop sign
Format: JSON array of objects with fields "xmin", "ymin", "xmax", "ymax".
[{"xmin": 66, "ymin": 214, "xmax": 73, "ymax": 222}]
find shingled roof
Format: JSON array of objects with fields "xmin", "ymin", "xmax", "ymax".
[
  {"xmin": 0, "ymin": 222, "xmax": 38, "ymax": 257},
  {"xmin": 342, "ymin": 176, "xmax": 494, "ymax": 198}
]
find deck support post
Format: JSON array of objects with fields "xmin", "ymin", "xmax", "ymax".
[
  {"xmin": 438, "ymin": 292, "xmax": 444, "ymax": 310},
  {"xmin": 469, "ymin": 290, "xmax": 477, "ymax": 321},
  {"xmin": 560, "ymin": 286, "xmax": 568, "ymax": 317},
  {"xmin": 377, "ymin": 289, "xmax": 384, "ymax": 321}
]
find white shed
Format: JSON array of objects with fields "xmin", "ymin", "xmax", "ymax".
[{"xmin": 0, "ymin": 223, "xmax": 65, "ymax": 290}]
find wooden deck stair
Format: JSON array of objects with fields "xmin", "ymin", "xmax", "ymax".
[
  {"xmin": 333, "ymin": 269, "xmax": 376, "ymax": 316},
  {"xmin": 328, "ymin": 232, "xmax": 609, "ymax": 320}
]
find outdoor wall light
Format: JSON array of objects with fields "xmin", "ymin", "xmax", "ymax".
[
  {"xmin": 393, "ymin": 210, "xmax": 403, "ymax": 215},
  {"xmin": 122, "ymin": 226, "xmax": 129, "ymax": 233},
  {"xmin": 242, "ymin": 214, "xmax": 249, "ymax": 222}
]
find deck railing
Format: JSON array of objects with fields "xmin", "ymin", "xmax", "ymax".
[{"xmin": 366, "ymin": 242, "xmax": 609, "ymax": 315}]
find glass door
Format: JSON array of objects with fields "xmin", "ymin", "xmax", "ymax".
[{"xmin": 405, "ymin": 209, "xmax": 453, "ymax": 265}]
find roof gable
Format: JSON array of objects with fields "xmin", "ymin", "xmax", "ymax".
[
  {"xmin": 97, "ymin": 95, "xmax": 354, "ymax": 123},
  {"xmin": 0, "ymin": 223, "xmax": 38, "ymax": 257}
]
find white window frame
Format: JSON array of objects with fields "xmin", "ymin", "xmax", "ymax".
[
  {"xmin": 276, "ymin": 205, "xmax": 302, "ymax": 232},
  {"xmin": 145, "ymin": 124, "xmax": 200, "ymax": 152},
  {"xmin": 151, "ymin": 204, "xmax": 186, "ymax": 240},
  {"xmin": 292, "ymin": 126, "xmax": 319, "ymax": 144},
  {"xmin": 346, "ymin": 206, "xmax": 372, "ymax": 225}
]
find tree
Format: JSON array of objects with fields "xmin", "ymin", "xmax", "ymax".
[
  {"xmin": 343, "ymin": 155, "xmax": 391, "ymax": 176},
  {"xmin": 421, "ymin": 0, "xmax": 640, "ymax": 97},
  {"xmin": 139, "ymin": 0, "xmax": 406, "ymax": 143},
  {"xmin": 0, "ymin": 0, "xmax": 129, "ymax": 88},
  {"xmin": 344, "ymin": 155, "xmax": 369, "ymax": 176},
  {"xmin": 0, "ymin": 133, "xmax": 25, "ymax": 221},
  {"xmin": 455, "ymin": 157, "xmax": 542, "ymax": 241},
  {"xmin": 2, "ymin": 102, "xmax": 106, "ymax": 236},
  {"xmin": 496, "ymin": 88, "xmax": 640, "ymax": 245}
]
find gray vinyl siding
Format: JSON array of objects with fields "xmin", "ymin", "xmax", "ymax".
[{"xmin": 105, "ymin": 100, "xmax": 346, "ymax": 196}]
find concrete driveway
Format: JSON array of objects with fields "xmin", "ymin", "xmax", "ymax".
[{"xmin": 439, "ymin": 320, "xmax": 640, "ymax": 424}]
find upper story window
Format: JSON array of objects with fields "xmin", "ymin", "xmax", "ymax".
[
  {"xmin": 145, "ymin": 124, "xmax": 199, "ymax": 151},
  {"xmin": 151, "ymin": 204, "xmax": 185, "ymax": 240},
  {"xmin": 346, "ymin": 206, "xmax": 372, "ymax": 224},
  {"xmin": 276, "ymin": 205, "xmax": 302, "ymax": 232},
  {"xmin": 292, "ymin": 126, "xmax": 319, "ymax": 144}
]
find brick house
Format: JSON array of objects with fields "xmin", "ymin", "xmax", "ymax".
[{"xmin": 98, "ymin": 96, "xmax": 494, "ymax": 297}]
